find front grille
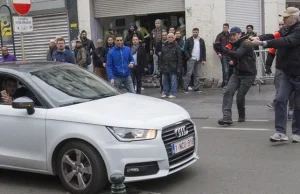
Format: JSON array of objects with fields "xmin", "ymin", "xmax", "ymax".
[{"xmin": 161, "ymin": 120, "xmax": 195, "ymax": 167}]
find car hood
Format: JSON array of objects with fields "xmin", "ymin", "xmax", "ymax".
[{"xmin": 46, "ymin": 94, "xmax": 190, "ymax": 130}]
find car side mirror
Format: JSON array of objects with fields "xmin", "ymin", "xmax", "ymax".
[{"xmin": 12, "ymin": 97, "xmax": 35, "ymax": 115}]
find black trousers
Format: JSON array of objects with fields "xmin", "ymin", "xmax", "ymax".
[{"xmin": 131, "ymin": 67, "xmax": 143, "ymax": 94}]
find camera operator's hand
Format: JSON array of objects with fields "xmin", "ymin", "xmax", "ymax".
[
  {"xmin": 265, "ymin": 66, "xmax": 272, "ymax": 75},
  {"xmin": 213, "ymin": 42, "xmax": 225, "ymax": 53}
]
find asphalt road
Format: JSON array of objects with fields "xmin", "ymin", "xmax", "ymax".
[
  {"xmin": 1, "ymin": 119, "xmax": 300, "ymax": 194},
  {"xmin": 1, "ymin": 86, "xmax": 300, "ymax": 194}
]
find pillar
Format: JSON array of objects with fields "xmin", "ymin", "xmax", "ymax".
[{"xmin": 185, "ymin": 0, "xmax": 226, "ymax": 80}]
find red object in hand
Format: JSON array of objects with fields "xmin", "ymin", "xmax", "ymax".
[
  {"xmin": 225, "ymin": 43, "xmax": 233, "ymax": 50},
  {"xmin": 273, "ymin": 31, "xmax": 281, "ymax": 39}
]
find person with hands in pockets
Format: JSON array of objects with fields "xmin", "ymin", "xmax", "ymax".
[
  {"xmin": 159, "ymin": 33, "xmax": 182, "ymax": 99},
  {"xmin": 214, "ymin": 26, "xmax": 257, "ymax": 126},
  {"xmin": 106, "ymin": 34, "xmax": 135, "ymax": 93}
]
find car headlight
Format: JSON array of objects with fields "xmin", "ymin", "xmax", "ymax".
[{"xmin": 107, "ymin": 127, "xmax": 157, "ymax": 142}]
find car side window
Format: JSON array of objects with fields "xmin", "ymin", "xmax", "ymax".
[{"xmin": 0, "ymin": 75, "xmax": 43, "ymax": 108}]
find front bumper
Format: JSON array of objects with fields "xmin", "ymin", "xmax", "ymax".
[{"xmin": 100, "ymin": 120, "xmax": 199, "ymax": 182}]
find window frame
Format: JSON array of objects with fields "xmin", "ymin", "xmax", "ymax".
[{"xmin": 0, "ymin": 72, "xmax": 49, "ymax": 109}]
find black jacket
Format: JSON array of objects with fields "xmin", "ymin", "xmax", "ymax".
[
  {"xmin": 215, "ymin": 32, "xmax": 230, "ymax": 54},
  {"xmin": 125, "ymin": 30, "xmax": 143, "ymax": 47},
  {"xmin": 259, "ymin": 22, "xmax": 300, "ymax": 76},
  {"xmin": 222, "ymin": 38, "xmax": 257, "ymax": 76},
  {"xmin": 184, "ymin": 37, "xmax": 206, "ymax": 61},
  {"xmin": 101, "ymin": 44, "xmax": 114, "ymax": 63},
  {"xmin": 132, "ymin": 45, "xmax": 147, "ymax": 74},
  {"xmin": 93, "ymin": 47, "xmax": 104, "ymax": 68},
  {"xmin": 81, "ymin": 38, "xmax": 95, "ymax": 55},
  {"xmin": 159, "ymin": 42, "xmax": 182, "ymax": 73}
]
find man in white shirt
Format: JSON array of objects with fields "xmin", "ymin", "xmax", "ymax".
[{"xmin": 183, "ymin": 28, "xmax": 206, "ymax": 93}]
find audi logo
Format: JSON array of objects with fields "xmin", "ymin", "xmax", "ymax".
[{"xmin": 174, "ymin": 126, "xmax": 189, "ymax": 138}]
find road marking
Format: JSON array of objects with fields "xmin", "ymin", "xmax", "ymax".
[
  {"xmin": 232, "ymin": 119, "xmax": 270, "ymax": 122},
  {"xmin": 201, "ymin": 126, "xmax": 271, "ymax": 131}
]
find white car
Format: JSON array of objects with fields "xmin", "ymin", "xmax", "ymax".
[{"xmin": 0, "ymin": 62, "xmax": 198, "ymax": 194}]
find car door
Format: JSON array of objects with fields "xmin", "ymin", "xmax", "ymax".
[
  {"xmin": 0, "ymin": 73, "xmax": 48, "ymax": 171},
  {"xmin": 0, "ymin": 104, "xmax": 47, "ymax": 171}
]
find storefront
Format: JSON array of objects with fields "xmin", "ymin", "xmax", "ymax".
[
  {"xmin": 79, "ymin": 0, "xmax": 285, "ymax": 79},
  {"xmin": 93, "ymin": 0, "xmax": 185, "ymax": 40},
  {"xmin": 0, "ymin": 0, "xmax": 70, "ymax": 60}
]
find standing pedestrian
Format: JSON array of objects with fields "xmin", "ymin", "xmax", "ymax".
[
  {"xmin": 93, "ymin": 39, "xmax": 107, "ymax": 80},
  {"xmin": 155, "ymin": 30, "xmax": 168, "ymax": 93},
  {"xmin": 74, "ymin": 39, "xmax": 87, "ymax": 68},
  {"xmin": 264, "ymin": 21, "xmax": 294, "ymax": 120},
  {"xmin": 150, "ymin": 19, "xmax": 163, "ymax": 76},
  {"xmin": 175, "ymin": 30, "xmax": 185, "ymax": 89},
  {"xmin": 106, "ymin": 35, "xmax": 135, "ymax": 93},
  {"xmin": 183, "ymin": 28, "xmax": 206, "ymax": 93},
  {"xmin": 214, "ymin": 26, "xmax": 257, "ymax": 125},
  {"xmin": 131, "ymin": 36, "xmax": 147, "ymax": 94},
  {"xmin": 0, "ymin": 46, "xmax": 17, "ymax": 62},
  {"xmin": 52, "ymin": 37, "xmax": 76, "ymax": 64},
  {"xmin": 124, "ymin": 22, "xmax": 143, "ymax": 47},
  {"xmin": 214, "ymin": 23, "xmax": 231, "ymax": 89},
  {"xmin": 80, "ymin": 30, "xmax": 95, "ymax": 66},
  {"xmin": 159, "ymin": 33, "xmax": 182, "ymax": 98},
  {"xmin": 251, "ymin": 7, "xmax": 300, "ymax": 142},
  {"xmin": 46, "ymin": 39, "xmax": 56, "ymax": 61},
  {"xmin": 101, "ymin": 37, "xmax": 114, "ymax": 69}
]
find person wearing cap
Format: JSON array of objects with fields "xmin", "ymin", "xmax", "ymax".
[
  {"xmin": 93, "ymin": 39, "xmax": 107, "ymax": 79},
  {"xmin": 80, "ymin": 30, "xmax": 95, "ymax": 66},
  {"xmin": 251, "ymin": 7, "xmax": 300, "ymax": 143},
  {"xmin": 74, "ymin": 39, "xmax": 87, "ymax": 68},
  {"xmin": 124, "ymin": 22, "xmax": 143, "ymax": 47},
  {"xmin": 46, "ymin": 39, "xmax": 56, "ymax": 61},
  {"xmin": 214, "ymin": 26, "xmax": 257, "ymax": 125}
]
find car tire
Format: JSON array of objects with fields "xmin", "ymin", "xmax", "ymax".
[{"xmin": 56, "ymin": 141, "xmax": 108, "ymax": 194}]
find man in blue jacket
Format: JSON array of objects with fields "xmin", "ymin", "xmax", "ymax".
[
  {"xmin": 106, "ymin": 34, "xmax": 135, "ymax": 93},
  {"xmin": 52, "ymin": 37, "xmax": 76, "ymax": 64}
]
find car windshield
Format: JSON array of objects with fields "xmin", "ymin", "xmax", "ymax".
[{"xmin": 25, "ymin": 64, "xmax": 120, "ymax": 107}]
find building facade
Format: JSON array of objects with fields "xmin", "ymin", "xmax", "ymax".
[
  {"xmin": 78, "ymin": 0, "xmax": 286, "ymax": 79},
  {"xmin": 0, "ymin": 0, "xmax": 73, "ymax": 60}
]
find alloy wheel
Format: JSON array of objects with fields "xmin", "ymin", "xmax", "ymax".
[{"xmin": 61, "ymin": 149, "xmax": 93, "ymax": 190}]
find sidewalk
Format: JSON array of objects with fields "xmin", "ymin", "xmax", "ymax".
[{"xmin": 141, "ymin": 85, "xmax": 275, "ymax": 120}]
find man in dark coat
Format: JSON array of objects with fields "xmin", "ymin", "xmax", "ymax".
[
  {"xmin": 251, "ymin": 7, "xmax": 300, "ymax": 143},
  {"xmin": 159, "ymin": 33, "xmax": 182, "ymax": 98},
  {"xmin": 131, "ymin": 36, "xmax": 147, "ymax": 94},
  {"xmin": 124, "ymin": 22, "xmax": 143, "ymax": 47},
  {"xmin": 214, "ymin": 27, "xmax": 257, "ymax": 125}
]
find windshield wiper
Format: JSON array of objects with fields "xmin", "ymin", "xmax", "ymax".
[
  {"xmin": 59, "ymin": 101, "xmax": 87, "ymax": 107},
  {"xmin": 90, "ymin": 93, "xmax": 117, "ymax": 100}
]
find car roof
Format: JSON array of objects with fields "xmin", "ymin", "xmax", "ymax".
[{"xmin": 0, "ymin": 61, "xmax": 74, "ymax": 73}]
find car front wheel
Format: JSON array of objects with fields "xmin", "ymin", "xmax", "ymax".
[{"xmin": 57, "ymin": 141, "xmax": 108, "ymax": 194}]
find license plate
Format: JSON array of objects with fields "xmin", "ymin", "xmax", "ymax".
[{"xmin": 171, "ymin": 136, "xmax": 194, "ymax": 154}]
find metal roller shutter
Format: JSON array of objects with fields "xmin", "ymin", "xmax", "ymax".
[
  {"xmin": 225, "ymin": 0, "xmax": 262, "ymax": 35},
  {"xmin": 94, "ymin": 0, "xmax": 185, "ymax": 18},
  {"xmin": 6, "ymin": 13, "xmax": 69, "ymax": 61}
]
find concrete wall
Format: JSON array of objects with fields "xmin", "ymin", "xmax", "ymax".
[
  {"xmin": 185, "ymin": 0, "xmax": 226, "ymax": 80},
  {"xmin": 77, "ymin": 0, "xmax": 94, "ymax": 41},
  {"xmin": 185, "ymin": 0, "xmax": 286, "ymax": 80}
]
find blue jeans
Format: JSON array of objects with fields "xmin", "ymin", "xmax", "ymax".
[
  {"xmin": 162, "ymin": 72, "xmax": 177, "ymax": 96},
  {"xmin": 114, "ymin": 76, "xmax": 135, "ymax": 93},
  {"xmin": 275, "ymin": 73, "xmax": 300, "ymax": 135},
  {"xmin": 220, "ymin": 56, "xmax": 230, "ymax": 86}
]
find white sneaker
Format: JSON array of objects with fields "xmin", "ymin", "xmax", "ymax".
[
  {"xmin": 188, "ymin": 86, "xmax": 193, "ymax": 91},
  {"xmin": 161, "ymin": 94, "xmax": 167, "ymax": 98},
  {"xmin": 168, "ymin": 95, "xmax": 176, "ymax": 99},
  {"xmin": 270, "ymin": 133, "xmax": 288, "ymax": 142},
  {"xmin": 141, "ymin": 87, "xmax": 145, "ymax": 91},
  {"xmin": 291, "ymin": 134, "xmax": 300, "ymax": 143}
]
